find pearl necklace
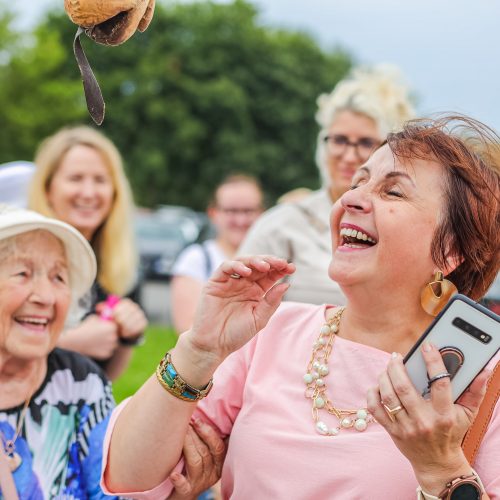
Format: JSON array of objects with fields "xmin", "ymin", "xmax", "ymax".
[{"xmin": 303, "ymin": 307, "xmax": 374, "ymax": 436}]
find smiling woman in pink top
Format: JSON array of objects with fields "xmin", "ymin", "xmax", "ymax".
[{"xmin": 102, "ymin": 115, "xmax": 500, "ymax": 500}]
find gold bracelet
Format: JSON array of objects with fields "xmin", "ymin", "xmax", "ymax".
[{"xmin": 156, "ymin": 351, "xmax": 213, "ymax": 402}]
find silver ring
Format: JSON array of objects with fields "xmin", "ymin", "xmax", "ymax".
[
  {"xmin": 427, "ymin": 372, "xmax": 451, "ymax": 387},
  {"xmin": 230, "ymin": 273, "xmax": 242, "ymax": 279}
]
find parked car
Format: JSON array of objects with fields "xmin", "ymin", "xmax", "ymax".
[{"xmin": 135, "ymin": 207, "xmax": 211, "ymax": 281}]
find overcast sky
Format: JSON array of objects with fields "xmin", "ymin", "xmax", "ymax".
[{"xmin": 13, "ymin": 0, "xmax": 500, "ymax": 132}]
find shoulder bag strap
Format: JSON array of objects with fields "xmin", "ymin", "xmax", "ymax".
[
  {"xmin": 292, "ymin": 203, "xmax": 329, "ymax": 234},
  {"xmin": 200, "ymin": 242, "xmax": 213, "ymax": 280},
  {"xmin": 462, "ymin": 360, "xmax": 500, "ymax": 465}
]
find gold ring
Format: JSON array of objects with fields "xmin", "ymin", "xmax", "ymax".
[
  {"xmin": 230, "ymin": 273, "xmax": 242, "ymax": 279},
  {"xmin": 383, "ymin": 403, "xmax": 403, "ymax": 422}
]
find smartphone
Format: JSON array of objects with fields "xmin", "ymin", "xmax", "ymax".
[{"xmin": 404, "ymin": 294, "xmax": 500, "ymax": 402}]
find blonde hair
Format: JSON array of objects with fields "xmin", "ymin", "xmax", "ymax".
[
  {"xmin": 29, "ymin": 126, "xmax": 137, "ymax": 295},
  {"xmin": 315, "ymin": 64, "xmax": 416, "ymax": 187}
]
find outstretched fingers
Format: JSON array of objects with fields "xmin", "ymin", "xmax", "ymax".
[
  {"xmin": 252, "ymin": 255, "xmax": 295, "ymax": 291},
  {"xmin": 213, "ymin": 255, "xmax": 294, "ymax": 292}
]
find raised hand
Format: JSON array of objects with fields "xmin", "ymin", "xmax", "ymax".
[{"xmin": 182, "ymin": 255, "xmax": 295, "ymax": 365}]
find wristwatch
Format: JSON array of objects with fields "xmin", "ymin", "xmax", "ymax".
[
  {"xmin": 118, "ymin": 332, "xmax": 145, "ymax": 346},
  {"xmin": 417, "ymin": 471, "xmax": 484, "ymax": 500}
]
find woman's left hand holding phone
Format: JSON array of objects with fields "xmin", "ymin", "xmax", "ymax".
[{"xmin": 367, "ymin": 343, "xmax": 491, "ymax": 497}]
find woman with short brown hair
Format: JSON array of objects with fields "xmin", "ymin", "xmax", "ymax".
[{"xmin": 103, "ymin": 115, "xmax": 499, "ymax": 499}]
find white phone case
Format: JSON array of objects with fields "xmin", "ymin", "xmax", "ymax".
[{"xmin": 404, "ymin": 295, "xmax": 500, "ymax": 402}]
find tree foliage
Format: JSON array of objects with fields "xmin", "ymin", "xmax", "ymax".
[{"xmin": 0, "ymin": 0, "xmax": 352, "ymax": 208}]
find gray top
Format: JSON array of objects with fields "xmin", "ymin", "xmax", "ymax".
[{"xmin": 238, "ymin": 189, "xmax": 346, "ymax": 305}]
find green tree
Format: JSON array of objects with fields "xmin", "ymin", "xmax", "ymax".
[
  {"xmin": 0, "ymin": 6, "xmax": 86, "ymax": 162},
  {"xmin": 1, "ymin": 1, "xmax": 351, "ymax": 208}
]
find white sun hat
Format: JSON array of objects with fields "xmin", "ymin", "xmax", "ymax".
[{"xmin": 0, "ymin": 204, "xmax": 97, "ymax": 300}]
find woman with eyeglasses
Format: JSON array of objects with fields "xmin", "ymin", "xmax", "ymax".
[{"xmin": 239, "ymin": 65, "xmax": 415, "ymax": 305}]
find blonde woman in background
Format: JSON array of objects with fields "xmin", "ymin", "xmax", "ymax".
[
  {"xmin": 239, "ymin": 65, "xmax": 415, "ymax": 305},
  {"xmin": 29, "ymin": 126, "xmax": 147, "ymax": 380}
]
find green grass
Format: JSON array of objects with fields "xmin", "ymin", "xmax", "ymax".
[{"xmin": 112, "ymin": 325, "xmax": 178, "ymax": 403}]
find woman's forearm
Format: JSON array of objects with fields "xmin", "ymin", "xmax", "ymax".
[
  {"xmin": 105, "ymin": 256, "xmax": 294, "ymax": 492},
  {"xmin": 104, "ymin": 346, "xmax": 134, "ymax": 381},
  {"xmin": 105, "ymin": 335, "xmax": 220, "ymax": 492}
]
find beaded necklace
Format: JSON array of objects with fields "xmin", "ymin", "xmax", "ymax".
[{"xmin": 303, "ymin": 307, "xmax": 375, "ymax": 436}]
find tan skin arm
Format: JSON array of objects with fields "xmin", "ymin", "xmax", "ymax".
[
  {"xmin": 59, "ymin": 298, "xmax": 147, "ymax": 381},
  {"xmin": 171, "ymin": 276, "xmax": 203, "ymax": 334},
  {"xmin": 104, "ymin": 256, "xmax": 294, "ymax": 492},
  {"xmin": 57, "ymin": 320, "xmax": 131, "ymax": 381},
  {"xmin": 57, "ymin": 315, "xmax": 120, "ymax": 362},
  {"xmin": 102, "ymin": 346, "xmax": 134, "ymax": 381}
]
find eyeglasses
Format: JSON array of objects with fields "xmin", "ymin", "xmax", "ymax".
[
  {"xmin": 216, "ymin": 206, "xmax": 262, "ymax": 217},
  {"xmin": 323, "ymin": 134, "xmax": 381, "ymax": 161}
]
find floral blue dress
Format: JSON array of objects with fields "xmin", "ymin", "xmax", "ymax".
[{"xmin": 0, "ymin": 349, "xmax": 117, "ymax": 499}]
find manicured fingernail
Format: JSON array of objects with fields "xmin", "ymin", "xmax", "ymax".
[
  {"xmin": 422, "ymin": 342, "xmax": 432, "ymax": 352},
  {"xmin": 391, "ymin": 352, "xmax": 399, "ymax": 359}
]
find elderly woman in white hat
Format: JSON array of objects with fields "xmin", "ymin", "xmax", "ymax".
[
  {"xmin": 0, "ymin": 204, "xmax": 116, "ymax": 498},
  {"xmin": 0, "ymin": 204, "xmax": 217, "ymax": 499}
]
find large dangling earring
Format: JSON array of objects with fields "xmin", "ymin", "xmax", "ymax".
[{"xmin": 420, "ymin": 271, "xmax": 458, "ymax": 316}]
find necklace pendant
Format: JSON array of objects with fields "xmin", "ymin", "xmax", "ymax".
[{"xmin": 6, "ymin": 451, "xmax": 22, "ymax": 472}]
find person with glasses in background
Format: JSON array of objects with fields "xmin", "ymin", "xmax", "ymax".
[
  {"xmin": 170, "ymin": 174, "xmax": 263, "ymax": 334},
  {"xmin": 238, "ymin": 65, "xmax": 415, "ymax": 305}
]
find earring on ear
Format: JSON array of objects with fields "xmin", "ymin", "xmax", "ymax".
[{"xmin": 420, "ymin": 271, "xmax": 458, "ymax": 316}]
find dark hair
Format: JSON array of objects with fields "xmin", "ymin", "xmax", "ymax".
[
  {"xmin": 209, "ymin": 174, "xmax": 264, "ymax": 208},
  {"xmin": 386, "ymin": 114, "xmax": 500, "ymax": 300}
]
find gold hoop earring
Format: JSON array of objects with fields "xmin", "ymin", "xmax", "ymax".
[{"xmin": 420, "ymin": 271, "xmax": 458, "ymax": 317}]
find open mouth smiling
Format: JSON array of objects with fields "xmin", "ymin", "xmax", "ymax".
[
  {"xmin": 15, "ymin": 316, "xmax": 50, "ymax": 332},
  {"xmin": 339, "ymin": 224, "xmax": 377, "ymax": 249}
]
